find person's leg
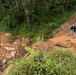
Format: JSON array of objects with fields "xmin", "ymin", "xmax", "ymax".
[
  {"xmin": 72, "ymin": 29, "xmax": 75, "ymax": 37},
  {"xmin": 68, "ymin": 27, "xmax": 71, "ymax": 36},
  {"xmin": 71, "ymin": 30, "xmax": 73, "ymax": 36},
  {"xmin": 74, "ymin": 30, "xmax": 76, "ymax": 37},
  {"xmin": 70, "ymin": 29, "xmax": 73, "ymax": 37}
]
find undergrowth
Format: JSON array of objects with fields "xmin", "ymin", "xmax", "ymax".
[
  {"xmin": 9, "ymin": 49, "xmax": 76, "ymax": 75},
  {"xmin": 11, "ymin": 10, "xmax": 76, "ymax": 43}
]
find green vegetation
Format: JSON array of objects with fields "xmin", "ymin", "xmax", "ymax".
[
  {"xmin": 0, "ymin": 0, "xmax": 76, "ymax": 41},
  {"xmin": 9, "ymin": 49, "xmax": 76, "ymax": 75},
  {"xmin": 1, "ymin": 1, "xmax": 76, "ymax": 75}
]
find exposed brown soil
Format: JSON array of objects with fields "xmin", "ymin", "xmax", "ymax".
[
  {"xmin": 0, "ymin": 33, "xmax": 31, "ymax": 73},
  {"xmin": 32, "ymin": 35, "xmax": 76, "ymax": 54}
]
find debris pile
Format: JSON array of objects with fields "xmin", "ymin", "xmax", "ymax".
[{"xmin": 0, "ymin": 33, "xmax": 30, "ymax": 73}]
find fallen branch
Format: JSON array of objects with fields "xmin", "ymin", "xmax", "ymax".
[
  {"xmin": 24, "ymin": 52, "xmax": 30, "ymax": 58},
  {"xmin": 1, "ymin": 64, "xmax": 14, "ymax": 75},
  {"xmin": 55, "ymin": 44, "xmax": 70, "ymax": 48}
]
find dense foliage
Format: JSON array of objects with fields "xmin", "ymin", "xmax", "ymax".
[
  {"xmin": 9, "ymin": 50, "xmax": 76, "ymax": 75},
  {"xmin": 0, "ymin": 0, "xmax": 76, "ymax": 39}
]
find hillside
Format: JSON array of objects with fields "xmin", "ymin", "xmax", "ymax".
[
  {"xmin": 32, "ymin": 32, "xmax": 76, "ymax": 55},
  {"xmin": 0, "ymin": 0, "xmax": 76, "ymax": 74},
  {"xmin": 0, "ymin": 12, "xmax": 76, "ymax": 75},
  {"xmin": 32, "ymin": 12, "xmax": 76, "ymax": 54}
]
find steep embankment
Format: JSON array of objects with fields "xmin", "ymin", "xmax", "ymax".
[
  {"xmin": 32, "ymin": 13, "xmax": 76, "ymax": 54},
  {"xmin": 32, "ymin": 12, "xmax": 76, "ymax": 54}
]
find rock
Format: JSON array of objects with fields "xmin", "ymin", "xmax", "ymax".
[
  {"xmin": 10, "ymin": 51, "xmax": 16, "ymax": 57},
  {"xmin": 4, "ymin": 47, "xmax": 15, "ymax": 51},
  {"xmin": 7, "ymin": 51, "xmax": 16, "ymax": 59},
  {"xmin": 2, "ymin": 59, "xmax": 7, "ymax": 64}
]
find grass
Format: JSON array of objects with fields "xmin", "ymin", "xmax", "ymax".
[
  {"xmin": 17, "ymin": 10, "xmax": 76, "ymax": 42},
  {"xmin": 9, "ymin": 49, "xmax": 76, "ymax": 75}
]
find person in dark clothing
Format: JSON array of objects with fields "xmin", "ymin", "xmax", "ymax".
[
  {"xmin": 70, "ymin": 25, "xmax": 76, "ymax": 37},
  {"xmin": 71, "ymin": 25, "xmax": 74, "ymax": 30},
  {"xmin": 67, "ymin": 25, "xmax": 73, "ymax": 36},
  {"xmin": 73, "ymin": 25, "xmax": 76, "ymax": 32},
  {"xmin": 70, "ymin": 25, "xmax": 74, "ymax": 36}
]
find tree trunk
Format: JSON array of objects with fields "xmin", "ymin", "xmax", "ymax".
[{"xmin": 24, "ymin": 9, "xmax": 30, "ymax": 30}]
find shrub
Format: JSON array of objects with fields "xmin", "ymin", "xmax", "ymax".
[{"xmin": 9, "ymin": 50, "xmax": 76, "ymax": 75}]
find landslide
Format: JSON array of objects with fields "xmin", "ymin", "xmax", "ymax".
[{"xmin": 32, "ymin": 12, "xmax": 76, "ymax": 54}]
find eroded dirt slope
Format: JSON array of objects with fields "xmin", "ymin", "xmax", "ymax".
[{"xmin": 0, "ymin": 33, "xmax": 31, "ymax": 74}]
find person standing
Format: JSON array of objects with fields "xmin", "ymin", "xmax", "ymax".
[
  {"xmin": 70, "ymin": 25, "xmax": 74, "ymax": 36},
  {"xmin": 73, "ymin": 24, "xmax": 76, "ymax": 37},
  {"xmin": 67, "ymin": 26, "xmax": 72, "ymax": 36},
  {"xmin": 67, "ymin": 25, "xmax": 75, "ymax": 36}
]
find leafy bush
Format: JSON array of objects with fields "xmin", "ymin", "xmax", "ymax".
[{"xmin": 9, "ymin": 49, "xmax": 76, "ymax": 75}]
